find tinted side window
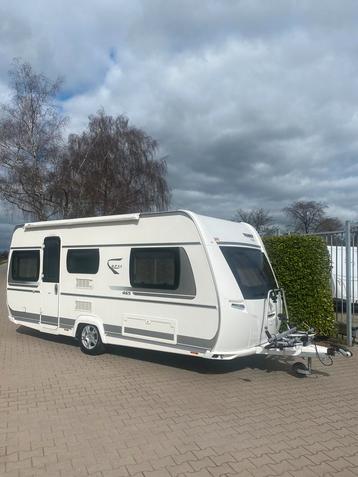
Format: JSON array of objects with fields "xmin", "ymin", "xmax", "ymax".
[
  {"xmin": 11, "ymin": 250, "xmax": 40, "ymax": 282},
  {"xmin": 130, "ymin": 248, "xmax": 180, "ymax": 290},
  {"xmin": 220, "ymin": 246, "xmax": 277, "ymax": 299},
  {"xmin": 67, "ymin": 249, "xmax": 99, "ymax": 274},
  {"xmin": 43, "ymin": 237, "xmax": 61, "ymax": 283}
]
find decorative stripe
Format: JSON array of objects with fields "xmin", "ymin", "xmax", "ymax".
[
  {"xmin": 124, "ymin": 327, "xmax": 174, "ymax": 341},
  {"xmin": 9, "ymin": 307, "xmax": 39, "ymax": 323},
  {"xmin": 9, "ymin": 309, "xmax": 214, "ymax": 351},
  {"xmin": 62, "ymin": 241, "xmax": 201, "ymax": 249},
  {"xmin": 106, "ymin": 332, "xmax": 125, "ymax": 338},
  {"xmin": 104, "ymin": 324, "xmax": 123, "ymax": 334},
  {"xmin": 60, "ymin": 318, "xmax": 75, "ymax": 328},
  {"xmin": 106, "ymin": 331, "xmax": 209, "ymax": 353},
  {"xmin": 103, "ymin": 323, "xmax": 215, "ymax": 350},
  {"xmin": 177, "ymin": 335, "xmax": 216, "ymax": 348},
  {"xmin": 132, "ymin": 291, "xmax": 195, "ymax": 300},
  {"xmin": 8, "ymin": 307, "xmax": 75, "ymax": 330},
  {"xmin": 60, "ymin": 292, "xmax": 216, "ymax": 309},
  {"xmin": 14, "ymin": 315, "xmax": 39, "ymax": 324},
  {"xmin": 41, "ymin": 315, "xmax": 58, "ymax": 325}
]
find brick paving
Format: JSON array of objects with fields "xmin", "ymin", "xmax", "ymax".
[{"xmin": 0, "ymin": 263, "xmax": 357, "ymax": 476}]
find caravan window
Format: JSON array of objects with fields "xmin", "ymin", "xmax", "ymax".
[
  {"xmin": 10, "ymin": 250, "xmax": 40, "ymax": 282},
  {"xmin": 43, "ymin": 237, "xmax": 61, "ymax": 283},
  {"xmin": 67, "ymin": 249, "xmax": 99, "ymax": 274},
  {"xmin": 221, "ymin": 246, "xmax": 276, "ymax": 299},
  {"xmin": 130, "ymin": 248, "xmax": 180, "ymax": 290}
]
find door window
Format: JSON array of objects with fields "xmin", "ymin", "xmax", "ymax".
[{"xmin": 43, "ymin": 237, "xmax": 61, "ymax": 283}]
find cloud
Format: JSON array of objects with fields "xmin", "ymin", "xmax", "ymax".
[{"xmin": 1, "ymin": 0, "xmax": 358, "ymax": 227}]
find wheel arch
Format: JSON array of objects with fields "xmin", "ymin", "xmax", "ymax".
[{"xmin": 73, "ymin": 316, "xmax": 107, "ymax": 343}]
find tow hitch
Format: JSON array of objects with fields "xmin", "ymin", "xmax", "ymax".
[
  {"xmin": 326, "ymin": 344, "xmax": 352, "ymax": 358},
  {"xmin": 256, "ymin": 288, "xmax": 353, "ymax": 377},
  {"xmin": 260, "ymin": 326, "xmax": 353, "ymax": 377}
]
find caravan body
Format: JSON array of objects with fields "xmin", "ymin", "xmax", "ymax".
[
  {"xmin": 328, "ymin": 245, "xmax": 358, "ymax": 304},
  {"xmin": 7, "ymin": 211, "xmax": 280, "ymax": 359}
]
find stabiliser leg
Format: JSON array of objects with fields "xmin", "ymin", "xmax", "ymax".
[
  {"xmin": 292, "ymin": 357, "xmax": 314, "ymax": 377},
  {"xmin": 307, "ymin": 356, "xmax": 312, "ymax": 374}
]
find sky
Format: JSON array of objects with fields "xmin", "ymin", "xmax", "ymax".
[{"xmin": 1, "ymin": 0, "xmax": 358, "ymax": 248}]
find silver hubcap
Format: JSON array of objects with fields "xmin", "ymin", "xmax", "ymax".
[{"xmin": 81, "ymin": 325, "xmax": 99, "ymax": 350}]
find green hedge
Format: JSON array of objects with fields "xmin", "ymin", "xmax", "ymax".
[{"xmin": 263, "ymin": 235, "xmax": 335, "ymax": 336}]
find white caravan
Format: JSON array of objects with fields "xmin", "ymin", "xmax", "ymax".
[
  {"xmin": 328, "ymin": 246, "xmax": 358, "ymax": 305},
  {"xmin": 7, "ymin": 211, "xmax": 351, "ymax": 375}
]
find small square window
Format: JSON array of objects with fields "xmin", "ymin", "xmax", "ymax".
[{"xmin": 67, "ymin": 249, "xmax": 99, "ymax": 274}]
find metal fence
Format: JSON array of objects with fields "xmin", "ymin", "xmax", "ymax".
[{"xmin": 314, "ymin": 221, "xmax": 358, "ymax": 346}]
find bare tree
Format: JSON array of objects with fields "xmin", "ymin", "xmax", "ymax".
[
  {"xmin": 55, "ymin": 110, "xmax": 170, "ymax": 218},
  {"xmin": 0, "ymin": 60, "xmax": 66, "ymax": 220},
  {"xmin": 233, "ymin": 208, "xmax": 276, "ymax": 235},
  {"xmin": 316, "ymin": 216, "xmax": 343, "ymax": 232},
  {"xmin": 283, "ymin": 200, "xmax": 328, "ymax": 233}
]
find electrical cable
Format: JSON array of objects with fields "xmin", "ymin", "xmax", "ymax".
[{"xmin": 314, "ymin": 341, "xmax": 333, "ymax": 366}]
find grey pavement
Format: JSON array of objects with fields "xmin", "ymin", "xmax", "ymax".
[{"xmin": 0, "ymin": 264, "xmax": 358, "ymax": 477}]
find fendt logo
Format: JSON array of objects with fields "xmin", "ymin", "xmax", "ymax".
[{"xmin": 107, "ymin": 258, "xmax": 123, "ymax": 275}]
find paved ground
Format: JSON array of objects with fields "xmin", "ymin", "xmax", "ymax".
[{"xmin": 1, "ymin": 263, "xmax": 358, "ymax": 477}]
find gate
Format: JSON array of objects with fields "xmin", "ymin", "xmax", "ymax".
[{"xmin": 314, "ymin": 221, "xmax": 358, "ymax": 346}]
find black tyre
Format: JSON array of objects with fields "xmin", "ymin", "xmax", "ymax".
[{"xmin": 79, "ymin": 324, "xmax": 105, "ymax": 355}]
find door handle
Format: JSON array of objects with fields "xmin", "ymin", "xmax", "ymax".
[{"xmin": 54, "ymin": 283, "xmax": 58, "ymax": 295}]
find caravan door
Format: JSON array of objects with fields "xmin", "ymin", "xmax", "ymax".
[{"xmin": 40, "ymin": 236, "xmax": 61, "ymax": 328}]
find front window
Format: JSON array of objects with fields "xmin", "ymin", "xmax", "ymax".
[{"xmin": 220, "ymin": 246, "xmax": 276, "ymax": 299}]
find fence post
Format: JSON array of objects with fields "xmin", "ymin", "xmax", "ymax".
[{"xmin": 345, "ymin": 220, "xmax": 352, "ymax": 346}]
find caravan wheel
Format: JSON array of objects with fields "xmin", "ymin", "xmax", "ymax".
[{"xmin": 79, "ymin": 324, "xmax": 105, "ymax": 355}]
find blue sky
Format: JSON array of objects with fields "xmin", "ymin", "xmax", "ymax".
[{"xmin": 1, "ymin": 0, "xmax": 358, "ymax": 248}]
